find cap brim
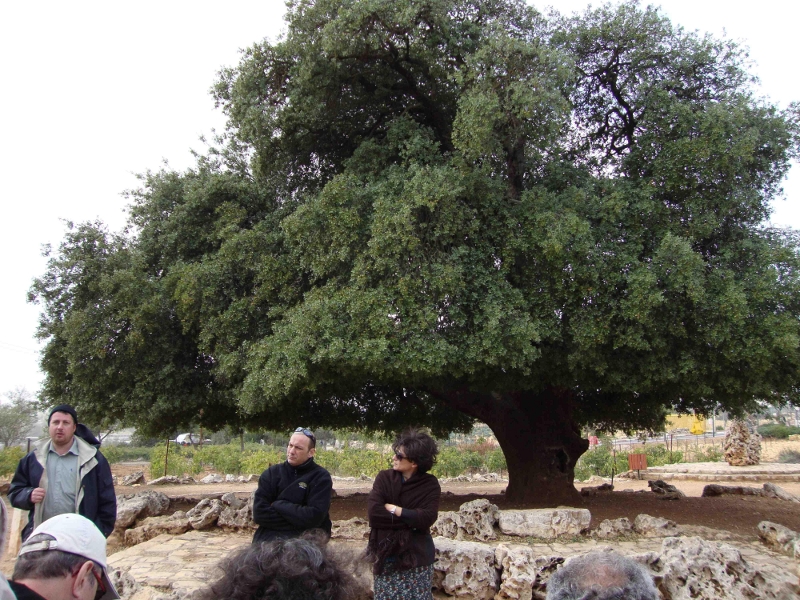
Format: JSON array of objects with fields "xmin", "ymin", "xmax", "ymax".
[{"xmin": 99, "ymin": 569, "xmax": 120, "ymax": 600}]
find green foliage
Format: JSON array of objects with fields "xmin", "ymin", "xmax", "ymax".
[
  {"xmin": 485, "ymin": 448, "xmax": 507, "ymax": 474},
  {"xmin": 574, "ymin": 445, "xmax": 628, "ymax": 480},
  {"xmin": 149, "ymin": 444, "xmax": 199, "ymax": 478},
  {"xmin": 194, "ymin": 445, "xmax": 243, "ymax": 475},
  {"xmin": 574, "ymin": 443, "xmax": 689, "ymax": 481},
  {"xmin": 432, "ymin": 447, "xmax": 468, "ymax": 478},
  {"xmin": 330, "ymin": 448, "xmax": 388, "ymax": 478},
  {"xmin": 777, "ymin": 449, "xmax": 800, "ymax": 464},
  {"xmin": 28, "ymin": 0, "xmax": 800, "ymax": 497},
  {"xmin": 695, "ymin": 445, "xmax": 723, "ymax": 462},
  {"xmin": 757, "ymin": 424, "xmax": 800, "ymax": 439},
  {"xmin": 101, "ymin": 445, "xmax": 153, "ymax": 464},
  {"xmin": 240, "ymin": 448, "xmax": 285, "ymax": 475},
  {"xmin": 0, "ymin": 446, "xmax": 25, "ymax": 477}
]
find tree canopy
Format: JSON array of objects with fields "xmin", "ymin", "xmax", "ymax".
[{"xmin": 30, "ymin": 0, "xmax": 800, "ymax": 500}]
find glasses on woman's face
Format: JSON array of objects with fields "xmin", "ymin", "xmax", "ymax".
[{"xmin": 394, "ymin": 453, "xmax": 408, "ymax": 461}]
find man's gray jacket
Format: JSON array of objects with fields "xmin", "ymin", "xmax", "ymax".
[{"xmin": 8, "ymin": 437, "xmax": 116, "ymax": 540}]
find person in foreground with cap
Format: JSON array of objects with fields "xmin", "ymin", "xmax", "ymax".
[
  {"xmin": 9, "ymin": 405, "xmax": 116, "ymax": 541},
  {"xmin": 10, "ymin": 513, "xmax": 119, "ymax": 600},
  {"xmin": 252, "ymin": 427, "xmax": 333, "ymax": 544}
]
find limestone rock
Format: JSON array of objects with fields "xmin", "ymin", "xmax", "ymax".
[
  {"xmin": 331, "ymin": 517, "xmax": 370, "ymax": 540},
  {"xmin": 762, "ymin": 483, "xmax": 800, "ymax": 503},
  {"xmin": 495, "ymin": 544, "xmax": 536, "ymax": 600},
  {"xmin": 632, "ymin": 514, "xmax": 677, "ymax": 536},
  {"xmin": 593, "ymin": 517, "xmax": 633, "ymax": 539},
  {"xmin": 580, "ymin": 483, "xmax": 613, "ymax": 496},
  {"xmin": 217, "ymin": 505, "xmax": 254, "ymax": 530},
  {"xmin": 121, "ymin": 471, "xmax": 145, "ymax": 486},
  {"xmin": 648, "ymin": 480, "xmax": 685, "ymax": 500},
  {"xmin": 200, "ymin": 474, "xmax": 224, "ymax": 484},
  {"xmin": 221, "ymin": 492, "xmax": 245, "ymax": 510},
  {"xmin": 723, "ymin": 419, "xmax": 762, "ymax": 466},
  {"xmin": 649, "ymin": 536, "xmax": 799, "ymax": 599},
  {"xmin": 432, "ymin": 498, "xmax": 499, "ymax": 542},
  {"xmin": 497, "ymin": 509, "xmax": 590, "ymax": 538},
  {"xmin": 757, "ymin": 521, "xmax": 800, "ymax": 558},
  {"xmin": 701, "ymin": 484, "xmax": 763, "ymax": 497},
  {"xmin": 186, "ymin": 498, "xmax": 224, "ymax": 529},
  {"xmin": 109, "ymin": 566, "xmax": 139, "ymax": 599},
  {"xmin": 115, "ymin": 491, "xmax": 171, "ymax": 529},
  {"xmin": 148, "ymin": 476, "xmax": 179, "ymax": 486},
  {"xmin": 216, "ymin": 492, "xmax": 254, "ymax": 530},
  {"xmin": 433, "ymin": 537, "xmax": 499, "ymax": 599},
  {"xmin": 124, "ymin": 513, "xmax": 191, "ymax": 545}
]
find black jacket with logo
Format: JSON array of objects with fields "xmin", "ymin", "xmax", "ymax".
[{"xmin": 252, "ymin": 458, "xmax": 332, "ymax": 543}]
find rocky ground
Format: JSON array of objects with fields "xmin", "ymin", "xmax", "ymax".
[{"xmin": 111, "ymin": 453, "xmax": 800, "ymax": 544}]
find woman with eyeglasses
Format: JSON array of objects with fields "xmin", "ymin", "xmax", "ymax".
[{"xmin": 366, "ymin": 428, "xmax": 440, "ymax": 599}]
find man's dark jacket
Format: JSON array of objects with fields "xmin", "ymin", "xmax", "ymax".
[
  {"xmin": 252, "ymin": 458, "xmax": 332, "ymax": 543},
  {"xmin": 8, "ymin": 437, "xmax": 116, "ymax": 541}
]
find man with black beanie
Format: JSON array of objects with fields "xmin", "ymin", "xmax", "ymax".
[{"xmin": 9, "ymin": 405, "xmax": 116, "ymax": 541}]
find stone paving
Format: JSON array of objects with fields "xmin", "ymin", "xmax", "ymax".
[
  {"xmin": 108, "ymin": 528, "xmax": 796, "ymax": 600},
  {"xmin": 109, "ymin": 531, "xmax": 250, "ymax": 599}
]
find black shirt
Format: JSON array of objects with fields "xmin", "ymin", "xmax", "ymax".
[{"xmin": 9, "ymin": 580, "xmax": 49, "ymax": 600}]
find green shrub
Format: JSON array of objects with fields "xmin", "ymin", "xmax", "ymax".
[
  {"xmin": 314, "ymin": 449, "xmax": 342, "ymax": 475},
  {"xmin": 485, "ymin": 448, "xmax": 507, "ymax": 474},
  {"xmin": 334, "ymin": 448, "xmax": 387, "ymax": 477},
  {"xmin": 0, "ymin": 446, "xmax": 25, "ymax": 477},
  {"xmin": 643, "ymin": 444, "xmax": 682, "ymax": 466},
  {"xmin": 757, "ymin": 424, "xmax": 800, "ymax": 439},
  {"xmin": 101, "ymin": 445, "xmax": 153, "ymax": 464},
  {"xmin": 777, "ymin": 449, "xmax": 800, "ymax": 464},
  {"xmin": 194, "ymin": 445, "xmax": 242, "ymax": 475},
  {"xmin": 149, "ymin": 444, "xmax": 199, "ymax": 479},
  {"xmin": 431, "ymin": 447, "xmax": 466, "ymax": 478},
  {"xmin": 461, "ymin": 450, "xmax": 484, "ymax": 472},
  {"xmin": 241, "ymin": 448, "xmax": 284, "ymax": 475},
  {"xmin": 695, "ymin": 446, "xmax": 723, "ymax": 462},
  {"xmin": 575, "ymin": 445, "xmax": 628, "ymax": 479}
]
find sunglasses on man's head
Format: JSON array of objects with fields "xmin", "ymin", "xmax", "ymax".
[{"xmin": 294, "ymin": 427, "xmax": 316, "ymax": 444}]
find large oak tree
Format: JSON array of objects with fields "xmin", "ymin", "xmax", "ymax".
[{"xmin": 31, "ymin": 0, "xmax": 800, "ymax": 502}]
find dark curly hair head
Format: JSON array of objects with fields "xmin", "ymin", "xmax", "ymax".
[
  {"xmin": 392, "ymin": 428, "xmax": 438, "ymax": 473},
  {"xmin": 197, "ymin": 533, "xmax": 368, "ymax": 600}
]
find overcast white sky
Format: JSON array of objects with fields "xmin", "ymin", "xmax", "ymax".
[{"xmin": 1, "ymin": 0, "xmax": 798, "ymax": 398}]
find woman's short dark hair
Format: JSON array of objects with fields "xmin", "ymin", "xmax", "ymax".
[
  {"xmin": 197, "ymin": 533, "xmax": 367, "ymax": 600},
  {"xmin": 392, "ymin": 428, "xmax": 439, "ymax": 473}
]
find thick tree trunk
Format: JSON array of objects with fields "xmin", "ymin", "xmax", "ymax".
[{"xmin": 433, "ymin": 387, "xmax": 588, "ymax": 504}]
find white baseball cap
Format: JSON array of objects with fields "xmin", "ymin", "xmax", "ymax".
[{"xmin": 19, "ymin": 514, "xmax": 120, "ymax": 600}]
